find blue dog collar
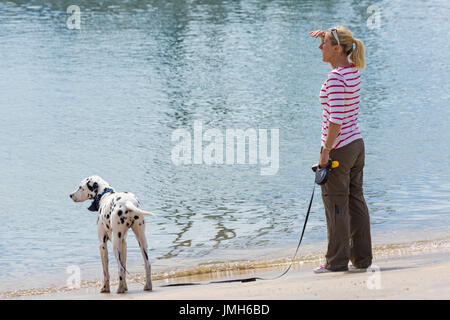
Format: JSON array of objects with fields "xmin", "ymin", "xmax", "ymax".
[{"xmin": 87, "ymin": 188, "xmax": 114, "ymax": 212}]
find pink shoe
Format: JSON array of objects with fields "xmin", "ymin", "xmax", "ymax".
[
  {"xmin": 313, "ymin": 265, "xmax": 332, "ymax": 274},
  {"xmin": 313, "ymin": 265, "xmax": 348, "ymax": 273}
]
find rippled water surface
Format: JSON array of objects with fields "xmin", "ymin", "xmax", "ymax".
[{"xmin": 1, "ymin": 0, "xmax": 449, "ymax": 292}]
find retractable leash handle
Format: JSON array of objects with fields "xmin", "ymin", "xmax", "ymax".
[{"xmin": 312, "ymin": 160, "xmax": 339, "ymax": 185}]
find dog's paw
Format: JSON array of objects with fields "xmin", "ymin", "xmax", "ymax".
[
  {"xmin": 144, "ymin": 283, "xmax": 153, "ymax": 291},
  {"xmin": 100, "ymin": 287, "xmax": 110, "ymax": 293},
  {"xmin": 116, "ymin": 288, "xmax": 126, "ymax": 294}
]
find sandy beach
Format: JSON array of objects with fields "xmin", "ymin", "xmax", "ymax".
[{"xmin": 7, "ymin": 236, "xmax": 450, "ymax": 300}]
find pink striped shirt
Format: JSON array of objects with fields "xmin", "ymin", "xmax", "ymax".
[{"xmin": 319, "ymin": 64, "xmax": 363, "ymax": 149}]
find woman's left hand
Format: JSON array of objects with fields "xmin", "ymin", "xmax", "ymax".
[
  {"xmin": 309, "ymin": 30, "xmax": 325, "ymax": 39},
  {"xmin": 319, "ymin": 150, "xmax": 330, "ymax": 168}
]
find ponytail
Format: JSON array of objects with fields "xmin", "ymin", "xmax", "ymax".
[{"xmin": 350, "ymin": 38, "xmax": 365, "ymax": 69}]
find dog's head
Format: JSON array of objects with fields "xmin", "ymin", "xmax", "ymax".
[{"xmin": 70, "ymin": 176, "xmax": 110, "ymax": 204}]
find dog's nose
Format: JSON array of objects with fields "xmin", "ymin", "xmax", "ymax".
[{"xmin": 70, "ymin": 194, "xmax": 73, "ymax": 199}]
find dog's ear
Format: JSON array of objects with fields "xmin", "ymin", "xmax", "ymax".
[
  {"xmin": 87, "ymin": 181, "xmax": 99, "ymax": 193},
  {"xmin": 87, "ymin": 198, "xmax": 100, "ymax": 212}
]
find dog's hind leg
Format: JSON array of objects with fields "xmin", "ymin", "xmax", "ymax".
[
  {"xmin": 112, "ymin": 232, "xmax": 127, "ymax": 294},
  {"xmin": 132, "ymin": 222, "xmax": 152, "ymax": 291},
  {"xmin": 121, "ymin": 238, "xmax": 128, "ymax": 292}
]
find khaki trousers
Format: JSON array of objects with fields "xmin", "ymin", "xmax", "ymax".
[{"xmin": 320, "ymin": 138, "xmax": 372, "ymax": 270}]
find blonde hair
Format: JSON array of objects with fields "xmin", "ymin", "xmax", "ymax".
[{"xmin": 329, "ymin": 25, "xmax": 366, "ymax": 69}]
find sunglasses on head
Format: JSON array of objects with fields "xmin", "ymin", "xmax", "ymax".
[{"xmin": 330, "ymin": 28, "xmax": 340, "ymax": 46}]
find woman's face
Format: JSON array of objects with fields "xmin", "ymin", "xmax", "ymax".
[{"xmin": 319, "ymin": 31, "xmax": 338, "ymax": 63}]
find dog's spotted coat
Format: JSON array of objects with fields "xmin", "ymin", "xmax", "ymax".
[{"xmin": 70, "ymin": 176, "xmax": 155, "ymax": 293}]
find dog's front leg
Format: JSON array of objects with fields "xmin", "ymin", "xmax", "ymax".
[
  {"xmin": 113, "ymin": 233, "xmax": 127, "ymax": 294},
  {"xmin": 99, "ymin": 242, "xmax": 110, "ymax": 293}
]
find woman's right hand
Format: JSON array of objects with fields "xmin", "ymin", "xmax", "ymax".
[{"xmin": 309, "ymin": 30, "xmax": 325, "ymax": 39}]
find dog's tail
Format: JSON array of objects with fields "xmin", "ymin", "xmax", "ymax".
[{"xmin": 125, "ymin": 201, "xmax": 156, "ymax": 217}]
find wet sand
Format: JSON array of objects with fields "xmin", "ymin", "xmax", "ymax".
[{"xmin": 6, "ymin": 237, "xmax": 450, "ymax": 300}]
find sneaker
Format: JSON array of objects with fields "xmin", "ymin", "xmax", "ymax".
[
  {"xmin": 313, "ymin": 265, "xmax": 333, "ymax": 274},
  {"xmin": 314, "ymin": 265, "xmax": 349, "ymax": 273},
  {"xmin": 348, "ymin": 265, "xmax": 369, "ymax": 273}
]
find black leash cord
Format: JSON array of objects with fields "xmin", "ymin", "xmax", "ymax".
[{"xmin": 160, "ymin": 183, "xmax": 316, "ymax": 288}]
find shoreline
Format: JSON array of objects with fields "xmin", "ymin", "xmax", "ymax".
[{"xmin": 3, "ymin": 234, "xmax": 450, "ymax": 300}]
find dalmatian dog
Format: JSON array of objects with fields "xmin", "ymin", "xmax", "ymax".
[{"xmin": 70, "ymin": 176, "xmax": 155, "ymax": 294}]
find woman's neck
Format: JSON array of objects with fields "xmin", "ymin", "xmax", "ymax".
[{"xmin": 331, "ymin": 56, "xmax": 352, "ymax": 69}]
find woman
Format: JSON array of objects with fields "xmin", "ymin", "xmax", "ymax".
[{"xmin": 309, "ymin": 26, "xmax": 372, "ymax": 273}]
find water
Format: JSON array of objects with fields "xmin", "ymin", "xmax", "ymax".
[{"xmin": 1, "ymin": 0, "xmax": 449, "ymax": 294}]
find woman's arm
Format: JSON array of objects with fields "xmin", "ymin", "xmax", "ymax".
[
  {"xmin": 309, "ymin": 30, "xmax": 325, "ymax": 47},
  {"xmin": 319, "ymin": 121, "xmax": 341, "ymax": 167},
  {"xmin": 319, "ymin": 70, "xmax": 345, "ymax": 167}
]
